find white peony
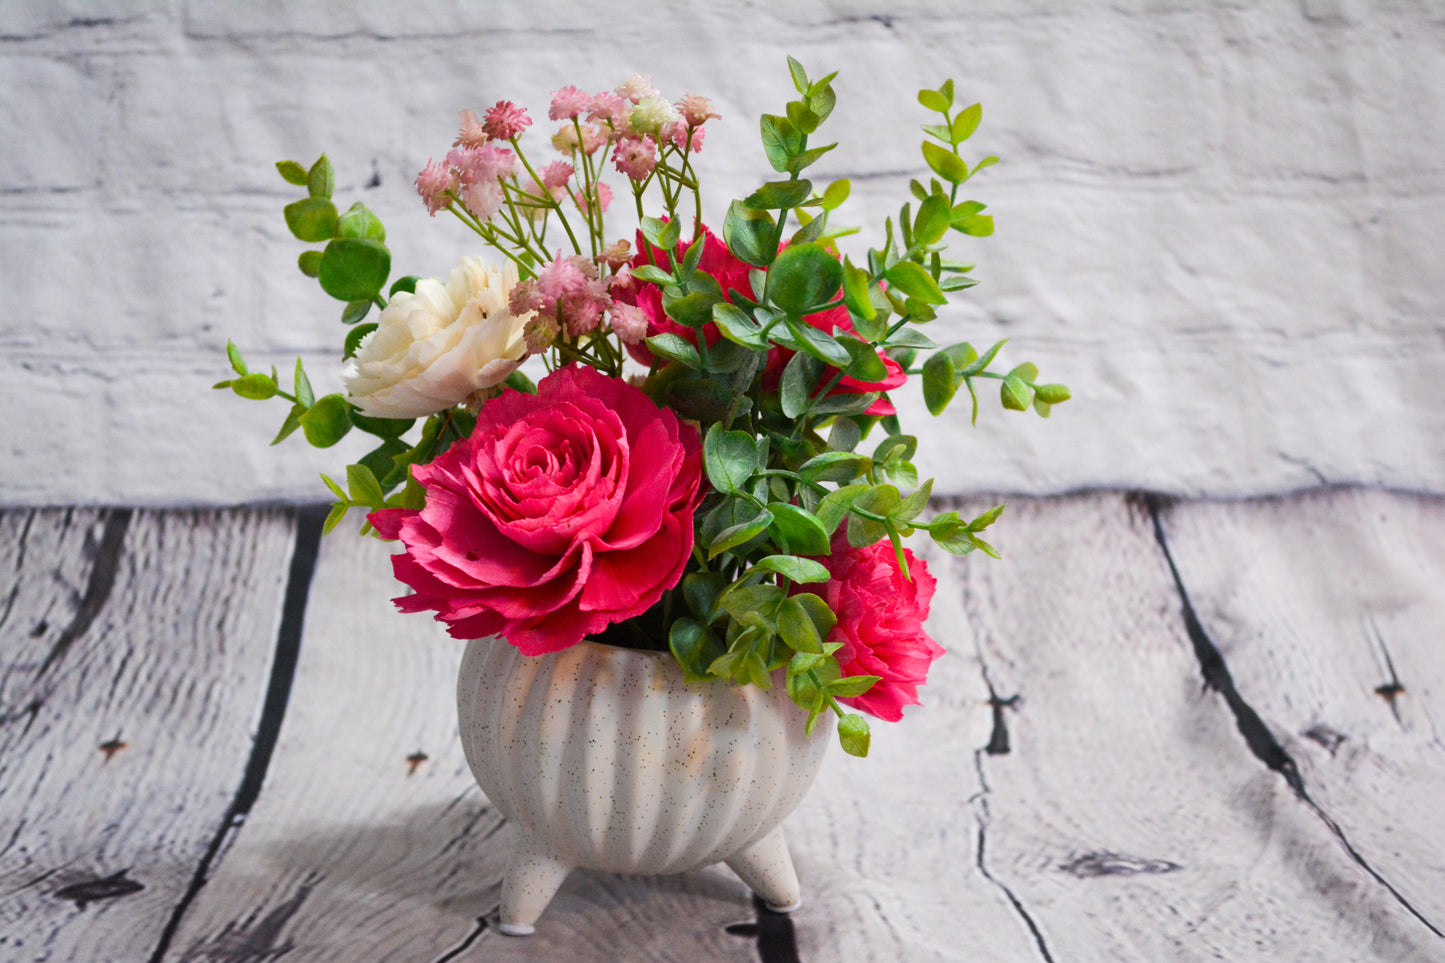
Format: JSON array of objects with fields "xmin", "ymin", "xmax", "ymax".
[{"xmin": 342, "ymin": 258, "xmax": 530, "ymax": 419}]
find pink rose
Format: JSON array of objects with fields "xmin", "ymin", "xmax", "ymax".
[
  {"xmin": 811, "ymin": 534, "xmax": 943, "ymax": 721},
  {"xmin": 370, "ymin": 365, "xmax": 703, "ymax": 655}
]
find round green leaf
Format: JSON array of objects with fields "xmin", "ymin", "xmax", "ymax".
[
  {"xmin": 276, "ymin": 160, "xmax": 308, "ymax": 186},
  {"xmin": 231, "ymin": 373, "xmax": 277, "ymax": 400},
  {"xmin": 883, "ymin": 260, "xmax": 946, "ymax": 305},
  {"xmin": 770, "ymin": 242, "xmax": 844, "ymax": 316},
  {"xmin": 297, "ymin": 250, "xmax": 323, "ymax": 278},
  {"xmin": 337, "ymin": 202, "xmax": 386, "ymax": 241},
  {"xmin": 283, "ymin": 197, "xmax": 338, "ymax": 243},
  {"xmin": 318, "ymin": 238, "xmax": 390, "ymax": 303},
  {"xmin": 299, "ymin": 393, "xmax": 352, "ymax": 447}
]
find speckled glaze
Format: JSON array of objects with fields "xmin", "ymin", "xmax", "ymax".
[{"xmin": 457, "ymin": 637, "xmax": 831, "ymax": 935}]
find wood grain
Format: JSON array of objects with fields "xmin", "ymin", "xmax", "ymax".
[
  {"xmin": 161, "ymin": 520, "xmax": 767, "ymax": 963},
  {"xmin": 922, "ymin": 492, "xmax": 1445, "ymax": 962},
  {"xmin": 0, "ymin": 508, "xmax": 295, "ymax": 963}
]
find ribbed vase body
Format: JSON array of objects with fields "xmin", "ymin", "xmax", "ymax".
[{"xmin": 457, "ymin": 638, "xmax": 830, "ymax": 875}]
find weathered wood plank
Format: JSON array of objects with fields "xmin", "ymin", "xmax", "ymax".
[
  {"xmin": 1158, "ymin": 488, "xmax": 1445, "ymax": 945},
  {"xmin": 924, "ymin": 492, "xmax": 1445, "ymax": 962},
  {"xmin": 0, "ymin": 508, "xmax": 295, "ymax": 963},
  {"xmin": 162, "ymin": 523, "xmax": 767, "ymax": 962}
]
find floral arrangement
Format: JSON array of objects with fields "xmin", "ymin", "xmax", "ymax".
[{"xmin": 217, "ymin": 59, "xmax": 1068, "ymax": 758}]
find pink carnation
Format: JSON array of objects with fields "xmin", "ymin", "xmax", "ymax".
[
  {"xmin": 447, "ymin": 144, "xmax": 516, "ymax": 185},
  {"xmin": 809, "ymin": 534, "xmax": 943, "ymax": 722},
  {"xmin": 540, "ymin": 160, "xmax": 574, "ymax": 190},
  {"xmin": 370, "ymin": 365, "xmax": 704, "ymax": 655},
  {"xmin": 460, "ymin": 179, "xmax": 504, "ymax": 222},
  {"xmin": 453, "ymin": 108, "xmax": 489, "ymax": 149},
  {"xmin": 608, "ymin": 302, "xmax": 649, "ymax": 344},
  {"xmin": 662, "ymin": 121, "xmax": 705, "ymax": 153},
  {"xmin": 615, "ymin": 73, "xmax": 658, "ymax": 105},
  {"xmin": 415, "ymin": 159, "xmax": 454, "ymax": 216},
  {"xmin": 676, "ymin": 94, "xmax": 720, "ymax": 127},
  {"xmin": 483, "ymin": 100, "xmax": 532, "ymax": 141},
  {"xmin": 537, "ymin": 252, "xmax": 595, "ymax": 303},
  {"xmin": 587, "ymin": 91, "xmax": 631, "ymax": 131},
  {"xmin": 613, "ymin": 136, "xmax": 658, "ymax": 181},
  {"xmin": 573, "ymin": 181, "xmax": 613, "ymax": 217},
  {"xmin": 549, "ymin": 85, "xmax": 592, "ymax": 121}
]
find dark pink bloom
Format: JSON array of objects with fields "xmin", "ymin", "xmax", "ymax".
[
  {"xmin": 370, "ymin": 366, "xmax": 703, "ymax": 655},
  {"xmin": 483, "ymin": 100, "xmax": 532, "ymax": 141},
  {"xmin": 811, "ymin": 534, "xmax": 942, "ymax": 721}
]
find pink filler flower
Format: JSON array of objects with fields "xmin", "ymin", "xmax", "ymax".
[{"xmin": 370, "ymin": 365, "xmax": 704, "ymax": 656}]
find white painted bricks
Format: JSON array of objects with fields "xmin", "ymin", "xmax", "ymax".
[{"xmin": 4, "ymin": 2, "xmax": 1444, "ymax": 503}]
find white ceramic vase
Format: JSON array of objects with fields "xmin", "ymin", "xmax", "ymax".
[{"xmin": 456, "ymin": 637, "xmax": 831, "ymax": 936}]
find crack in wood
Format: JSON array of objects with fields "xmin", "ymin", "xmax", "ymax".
[
  {"xmin": 146, "ymin": 505, "xmax": 327, "ymax": 963},
  {"xmin": 1058, "ymin": 851, "xmax": 1182, "ymax": 878},
  {"xmin": 972, "ymin": 752, "xmax": 1056, "ymax": 962},
  {"xmin": 52, "ymin": 868, "xmax": 145, "ymax": 909},
  {"xmin": 1145, "ymin": 493, "xmax": 1445, "ymax": 942},
  {"xmin": 432, "ymin": 912, "xmax": 491, "ymax": 963},
  {"xmin": 1301, "ymin": 724, "xmax": 1348, "ymax": 755}
]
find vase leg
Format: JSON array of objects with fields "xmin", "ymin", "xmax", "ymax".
[
  {"xmin": 498, "ymin": 839, "xmax": 573, "ymax": 937},
  {"xmin": 725, "ymin": 826, "xmax": 802, "ymax": 913}
]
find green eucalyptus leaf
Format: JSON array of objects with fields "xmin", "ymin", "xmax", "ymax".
[
  {"xmin": 810, "ymin": 391, "xmax": 879, "ymax": 416},
  {"xmin": 504, "ymin": 369, "xmax": 538, "ymax": 394},
  {"xmin": 883, "ymin": 328, "xmax": 937, "ymax": 350},
  {"xmin": 838, "ymin": 712, "xmax": 871, "ymax": 757},
  {"xmin": 917, "ymin": 88, "xmax": 949, "ymax": 112},
  {"xmin": 350, "ymin": 412, "xmax": 414, "ymax": 438},
  {"xmin": 336, "ymin": 202, "xmax": 386, "ymax": 241},
  {"xmin": 883, "ymin": 260, "xmax": 946, "ymax": 305},
  {"xmin": 922, "ymin": 352, "xmax": 957, "ymax": 415},
  {"xmin": 644, "ymin": 333, "xmax": 701, "ymax": 368},
  {"xmin": 389, "ymin": 275, "xmax": 419, "ymax": 297},
  {"xmin": 790, "ymin": 212, "xmax": 827, "ymax": 246},
  {"xmin": 786, "ymin": 143, "xmax": 836, "ymax": 174},
  {"xmin": 956, "ymin": 214, "xmax": 994, "ymax": 237},
  {"xmin": 270, "ymin": 403, "xmax": 306, "ymax": 446},
  {"xmin": 318, "ymin": 238, "xmax": 390, "ymax": 302},
  {"xmin": 951, "ymin": 103, "xmax": 982, "ymax": 143},
  {"xmin": 913, "ymin": 194, "xmax": 951, "ymax": 245},
  {"xmin": 231, "ymin": 372, "xmax": 277, "ymax": 400},
  {"xmin": 341, "ymin": 299, "xmax": 371, "ymax": 325},
  {"xmin": 709, "ymin": 506, "xmax": 775, "ymax": 559},
  {"xmin": 283, "ymin": 197, "xmax": 338, "ymax": 243},
  {"xmin": 759, "ymin": 113, "xmax": 803, "ymax": 173},
  {"xmin": 768, "ymin": 503, "xmax": 832, "ymax": 556},
  {"xmin": 1035, "ymin": 383, "xmax": 1072, "ymax": 404},
  {"xmin": 703, "ymin": 424, "xmax": 760, "ymax": 494},
  {"xmin": 1009, "ymin": 362, "xmax": 1039, "ymax": 382},
  {"xmin": 321, "ymin": 502, "xmax": 350, "ymax": 535},
  {"xmin": 841, "ymin": 256, "xmax": 875, "ymax": 323},
  {"xmin": 226, "ymin": 340, "xmax": 248, "ymax": 376},
  {"xmin": 723, "ymin": 199, "xmax": 777, "ymax": 267},
  {"xmin": 783, "ymin": 316, "xmax": 850, "ymax": 368},
  {"xmin": 293, "ymin": 358, "xmax": 315, "ymax": 408},
  {"xmin": 297, "ymin": 250, "xmax": 323, "ymax": 278},
  {"xmin": 670, "ymin": 618, "xmax": 724, "ymax": 683},
  {"xmin": 787, "ymin": 56, "xmax": 810, "ymax": 93},
  {"xmin": 276, "ymin": 159, "xmax": 308, "ymax": 185},
  {"xmin": 744, "ymin": 179, "xmax": 813, "ymax": 211},
  {"xmin": 821, "ymin": 179, "xmax": 850, "ymax": 210},
  {"xmin": 346, "ymin": 462, "xmax": 384, "ymax": 507},
  {"xmin": 829, "ymin": 416, "xmax": 861, "ymax": 452},
  {"xmin": 631, "ymin": 264, "xmax": 675, "ymax": 285},
  {"xmin": 847, "ymin": 485, "xmax": 901, "ymax": 547},
  {"xmin": 921, "ymin": 141, "xmax": 968, "ymax": 184},
  {"xmin": 299, "ymin": 393, "xmax": 352, "ymax": 447},
  {"xmin": 307, "ymin": 154, "xmax": 335, "ymax": 198},
  {"xmin": 751, "ymin": 554, "xmax": 830, "ymax": 583},
  {"xmin": 970, "ymin": 503, "xmax": 1006, "ymax": 531},
  {"xmin": 1001, "ymin": 374, "xmax": 1034, "ymax": 411},
  {"xmin": 972, "ymin": 155, "xmax": 1000, "ymax": 176},
  {"xmin": 816, "ymin": 483, "xmax": 868, "ymax": 535},
  {"xmin": 799, "ymin": 450, "xmax": 870, "ymax": 484},
  {"xmin": 895, "ymin": 478, "xmax": 934, "ymax": 523},
  {"xmin": 960, "ymin": 339, "xmax": 1007, "ymax": 377},
  {"xmin": 838, "ymin": 336, "xmax": 888, "ymax": 382}
]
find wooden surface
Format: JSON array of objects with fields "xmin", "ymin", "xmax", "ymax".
[{"xmin": 2, "ymin": 491, "xmax": 1444, "ymax": 962}]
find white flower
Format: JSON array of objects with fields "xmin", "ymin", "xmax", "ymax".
[
  {"xmin": 628, "ymin": 95, "xmax": 680, "ymax": 137},
  {"xmin": 342, "ymin": 258, "xmax": 529, "ymax": 419}
]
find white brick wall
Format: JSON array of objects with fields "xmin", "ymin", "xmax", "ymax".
[{"xmin": 3, "ymin": 0, "xmax": 1443, "ymax": 505}]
